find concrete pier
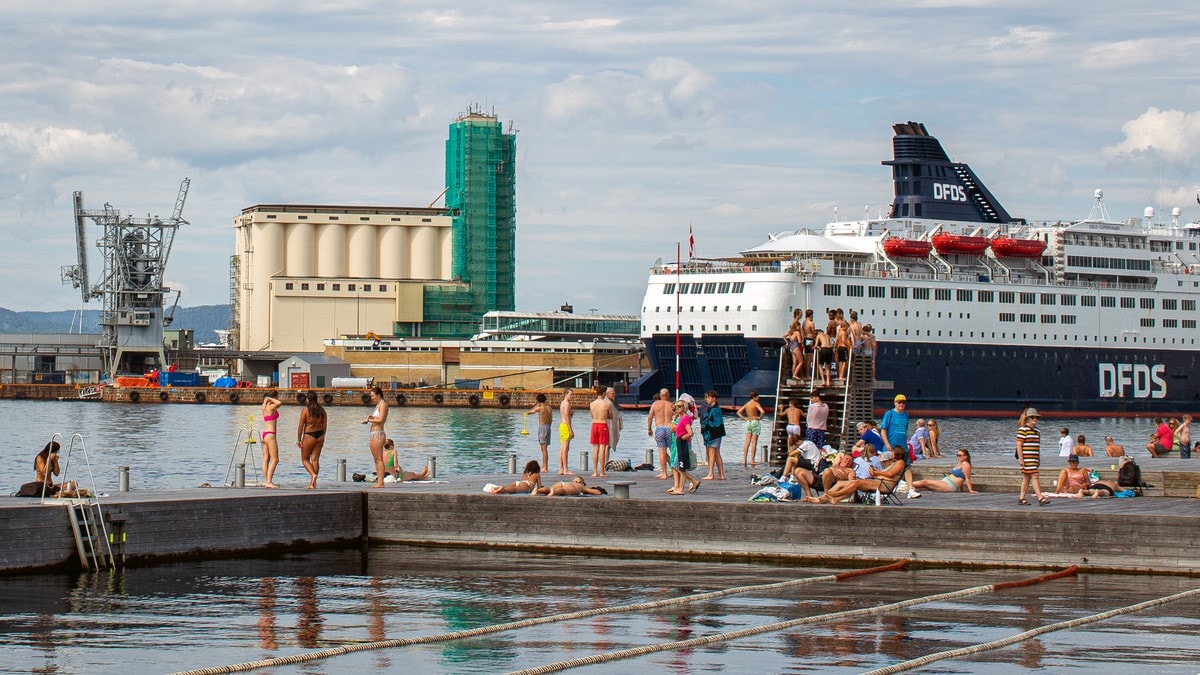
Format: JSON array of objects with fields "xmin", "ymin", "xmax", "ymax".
[{"xmin": 3, "ymin": 460, "xmax": 1200, "ymax": 575}]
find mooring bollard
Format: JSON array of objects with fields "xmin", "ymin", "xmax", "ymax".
[
  {"xmin": 580, "ymin": 450, "xmax": 590, "ymax": 473},
  {"xmin": 610, "ymin": 481, "xmax": 636, "ymax": 499},
  {"xmin": 118, "ymin": 466, "xmax": 130, "ymax": 493},
  {"xmin": 508, "ymin": 453, "xmax": 518, "ymax": 474},
  {"xmin": 337, "ymin": 458, "xmax": 347, "ymax": 482},
  {"xmin": 235, "ymin": 463, "xmax": 246, "ymax": 488},
  {"xmin": 645, "ymin": 448, "xmax": 654, "ymax": 466},
  {"xmin": 428, "ymin": 455, "xmax": 437, "ymax": 478}
]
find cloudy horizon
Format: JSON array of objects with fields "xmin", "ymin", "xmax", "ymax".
[{"xmin": 3, "ymin": 2, "xmax": 1199, "ymax": 316}]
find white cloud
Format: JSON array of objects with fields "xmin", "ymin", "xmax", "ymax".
[{"xmin": 1105, "ymin": 107, "xmax": 1200, "ymax": 166}]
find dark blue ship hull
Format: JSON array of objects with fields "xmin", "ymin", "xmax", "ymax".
[{"xmin": 629, "ymin": 334, "xmax": 1199, "ymax": 415}]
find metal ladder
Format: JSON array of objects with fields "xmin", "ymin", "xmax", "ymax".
[
  {"xmin": 223, "ymin": 425, "xmax": 261, "ymax": 486},
  {"xmin": 46, "ymin": 433, "xmax": 115, "ymax": 570}
]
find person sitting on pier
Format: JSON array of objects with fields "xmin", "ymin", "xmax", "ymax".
[
  {"xmin": 820, "ymin": 449, "xmax": 856, "ymax": 493},
  {"xmin": 32, "ymin": 441, "xmax": 61, "ymax": 496},
  {"xmin": 910, "ymin": 449, "xmax": 978, "ymax": 494},
  {"xmin": 782, "ymin": 439, "xmax": 821, "ymax": 484},
  {"xmin": 1052, "ymin": 454, "xmax": 1091, "ymax": 496},
  {"xmin": 488, "ymin": 460, "xmax": 543, "ymax": 494},
  {"xmin": 1147, "ymin": 418, "xmax": 1174, "ymax": 457},
  {"xmin": 536, "ymin": 475, "xmax": 607, "ymax": 497},
  {"xmin": 382, "ymin": 439, "xmax": 431, "ymax": 482},
  {"xmin": 857, "ymin": 420, "xmax": 886, "ymax": 455},
  {"xmin": 807, "ymin": 450, "xmax": 905, "ymax": 505}
]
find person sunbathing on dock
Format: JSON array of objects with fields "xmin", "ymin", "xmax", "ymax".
[
  {"xmin": 487, "ymin": 460, "xmax": 544, "ymax": 494},
  {"xmin": 382, "ymin": 439, "xmax": 430, "ymax": 482},
  {"xmin": 534, "ymin": 475, "xmax": 607, "ymax": 497},
  {"xmin": 807, "ymin": 451, "xmax": 905, "ymax": 504}
]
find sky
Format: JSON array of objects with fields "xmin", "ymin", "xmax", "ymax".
[{"xmin": 3, "ymin": 2, "xmax": 1200, "ymax": 316}]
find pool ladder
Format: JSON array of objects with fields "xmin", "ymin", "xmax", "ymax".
[{"xmin": 46, "ymin": 433, "xmax": 115, "ymax": 570}]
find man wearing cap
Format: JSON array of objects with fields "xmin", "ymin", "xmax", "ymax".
[{"xmin": 879, "ymin": 395, "xmax": 910, "ymax": 457}]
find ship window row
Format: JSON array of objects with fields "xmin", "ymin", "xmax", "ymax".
[
  {"xmin": 282, "ymin": 282, "xmax": 387, "ymax": 292},
  {"xmin": 1066, "ymin": 255, "xmax": 1153, "ymax": 271},
  {"xmin": 663, "ymin": 282, "xmax": 744, "ymax": 294},
  {"xmin": 653, "ymin": 305, "xmax": 744, "ymax": 313},
  {"xmin": 880, "ymin": 327, "xmax": 1196, "ymax": 345},
  {"xmin": 649, "ymin": 325, "xmax": 755, "ymax": 332}
]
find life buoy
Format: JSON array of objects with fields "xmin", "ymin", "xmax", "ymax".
[
  {"xmin": 323, "ymin": 393, "xmax": 334, "ymax": 405},
  {"xmin": 159, "ymin": 391, "xmax": 169, "ymax": 402},
  {"xmin": 361, "ymin": 392, "xmax": 371, "ymax": 404},
  {"xmin": 129, "ymin": 391, "xmax": 140, "ymax": 403},
  {"xmin": 395, "ymin": 393, "xmax": 406, "ymax": 406},
  {"xmin": 296, "ymin": 392, "xmax": 307, "ymax": 404},
  {"xmin": 195, "ymin": 391, "xmax": 207, "ymax": 403},
  {"xmin": 468, "ymin": 394, "xmax": 480, "ymax": 407},
  {"xmin": 229, "ymin": 392, "xmax": 239, "ymax": 403},
  {"xmin": 433, "ymin": 393, "xmax": 444, "ymax": 404},
  {"xmin": 499, "ymin": 394, "xmax": 510, "ymax": 406}
]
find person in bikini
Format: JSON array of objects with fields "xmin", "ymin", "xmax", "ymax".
[
  {"xmin": 489, "ymin": 460, "xmax": 543, "ymax": 494},
  {"xmin": 260, "ymin": 391, "xmax": 283, "ymax": 488},
  {"xmin": 382, "ymin": 438, "xmax": 430, "ymax": 482},
  {"xmin": 1053, "ymin": 454, "xmax": 1091, "ymax": 496},
  {"xmin": 296, "ymin": 392, "xmax": 327, "ymax": 489},
  {"xmin": 362, "ymin": 386, "xmax": 388, "ymax": 488},
  {"xmin": 534, "ymin": 475, "xmax": 607, "ymax": 497}
]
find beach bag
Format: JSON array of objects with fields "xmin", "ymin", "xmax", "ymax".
[
  {"xmin": 1117, "ymin": 460, "xmax": 1141, "ymax": 487},
  {"xmin": 16, "ymin": 481, "xmax": 45, "ymax": 498},
  {"xmin": 605, "ymin": 458, "xmax": 631, "ymax": 471}
]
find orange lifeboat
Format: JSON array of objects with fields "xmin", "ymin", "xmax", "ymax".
[
  {"xmin": 883, "ymin": 238, "xmax": 932, "ymax": 258},
  {"xmin": 931, "ymin": 233, "xmax": 989, "ymax": 255},
  {"xmin": 990, "ymin": 236, "xmax": 1047, "ymax": 258}
]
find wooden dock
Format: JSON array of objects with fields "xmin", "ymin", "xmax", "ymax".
[{"xmin": 4, "ymin": 458, "xmax": 1200, "ymax": 576}]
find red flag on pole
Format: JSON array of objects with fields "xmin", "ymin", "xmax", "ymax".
[{"xmin": 688, "ymin": 225, "xmax": 695, "ymax": 260}]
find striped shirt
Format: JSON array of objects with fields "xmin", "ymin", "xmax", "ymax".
[{"xmin": 1017, "ymin": 425, "xmax": 1041, "ymax": 470}]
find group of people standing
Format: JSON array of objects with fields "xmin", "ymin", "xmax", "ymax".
[
  {"xmin": 783, "ymin": 307, "xmax": 876, "ymax": 386},
  {"xmin": 526, "ymin": 385, "xmax": 623, "ymax": 477},
  {"xmin": 257, "ymin": 386, "xmax": 422, "ymax": 490},
  {"xmin": 646, "ymin": 388, "xmax": 728, "ymax": 494}
]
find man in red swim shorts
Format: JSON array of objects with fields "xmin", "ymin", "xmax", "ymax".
[{"xmin": 589, "ymin": 385, "xmax": 612, "ymax": 477}]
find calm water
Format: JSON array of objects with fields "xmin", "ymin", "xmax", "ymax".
[
  {"xmin": 0, "ymin": 399, "xmax": 1170, "ymax": 492},
  {"xmin": 2, "ymin": 400, "xmax": 1199, "ymax": 673},
  {"xmin": 1, "ymin": 546, "xmax": 1199, "ymax": 674}
]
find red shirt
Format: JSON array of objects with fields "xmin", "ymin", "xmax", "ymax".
[{"xmin": 1157, "ymin": 423, "xmax": 1173, "ymax": 448}]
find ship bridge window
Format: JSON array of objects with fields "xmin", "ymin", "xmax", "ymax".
[
  {"xmin": 1163, "ymin": 298, "xmax": 1178, "ymax": 310},
  {"xmin": 1140, "ymin": 298, "xmax": 1155, "ymax": 309},
  {"xmin": 718, "ymin": 282, "xmax": 730, "ymax": 293},
  {"xmin": 869, "ymin": 286, "xmax": 885, "ymax": 298},
  {"xmin": 704, "ymin": 283, "xmax": 717, "ymax": 293},
  {"xmin": 891, "ymin": 287, "xmax": 908, "ymax": 299},
  {"xmin": 1020, "ymin": 314, "xmax": 1036, "ymax": 323},
  {"xmin": 956, "ymin": 289, "xmax": 973, "ymax": 302},
  {"xmin": 691, "ymin": 283, "xmax": 703, "ymax": 293},
  {"xmin": 1185, "ymin": 319, "xmax": 1197, "ymax": 329},
  {"xmin": 664, "ymin": 284, "xmax": 676, "ymax": 294},
  {"xmin": 1000, "ymin": 292, "xmax": 1015, "ymax": 303},
  {"xmin": 731, "ymin": 282, "xmax": 745, "ymax": 293},
  {"xmin": 913, "ymin": 288, "xmax": 930, "ymax": 300},
  {"xmin": 999, "ymin": 313, "xmax": 1015, "ymax": 322},
  {"xmin": 1121, "ymin": 297, "xmax": 1135, "ymax": 308},
  {"xmin": 1163, "ymin": 318, "xmax": 1178, "ymax": 328},
  {"xmin": 1040, "ymin": 315, "xmax": 1057, "ymax": 324},
  {"xmin": 1060, "ymin": 294, "xmax": 1076, "ymax": 306},
  {"xmin": 935, "ymin": 288, "xmax": 951, "ymax": 301},
  {"xmin": 1020, "ymin": 292, "xmax": 1036, "ymax": 304},
  {"xmin": 824, "ymin": 283, "xmax": 842, "ymax": 296},
  {"xmin": 1101, "ymin": 297, "xmax": 1116, "ymax": 307},
  {"xmin": 847, "ymin": 285, "xmax": 864, "ymax": 297},
  {"xmin": 1061, "ymin": 315, "xmax": 1077, "ymax": 325},
  {"xmin": 1040, "ymin": 293, "xmax": 1056, "ymax": 305},
  {"xmin": 978, "ymin": 290, "xmax": 994, "ymax": 303},
  {"xmin": 1081, "ymin": 296, "xmax": 1096, "ymax": 307},
  {"xmin": 1183, "ymin": 300, "xmax": 1196, "ymax": 311},
  {"xmin": 1141, "ymin": 318, "xmax": 1156, "ymax": 328}
]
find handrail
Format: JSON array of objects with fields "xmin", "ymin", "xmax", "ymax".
[
  {"xmin": 223, "ymin": 427, "xmax": 260, "ymax": 486},
  {"xmin": 49, "ymin": 433, "xmax": 115, "ymax": 569}
]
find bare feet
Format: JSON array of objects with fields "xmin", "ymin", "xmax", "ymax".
[
  {"xmin": 416, "ymin": 467, "xmax": 431, "ymax": 481},
  {"xmin": 264, "ymin": 483, "xmax": 279, "ymax": 489},
  {"xmin": 370, "ymin": 482, "xmax": 385, "ymax": 488},
  {"xmin": 655, "ymin": 474, "xmax": 669, "ymax": 479},
  {"xmin": 702, "ymin": 474, "xmax": 715, "ymax": 480}
]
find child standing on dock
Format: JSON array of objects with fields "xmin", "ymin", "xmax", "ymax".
[
  {"xmin": 1016, "ymin": 407, "xmax": 1049, "ymax": 506},
  {"xmin": 527, "ymin": 394, "xmax": 553, "ymax": 472}
]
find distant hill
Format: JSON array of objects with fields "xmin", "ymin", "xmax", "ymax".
[{"xmin": 0, "ymin": 304, "xmax": 231, "ymax": 344}]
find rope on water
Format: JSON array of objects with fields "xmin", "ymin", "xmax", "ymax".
[
  {"xmin": 167, "ymin": 559, "xmax": 909, "ymax": 675},
  {"xmin": 504, "ymin": 566, "xmax": 1080, "ymax": 675},
  {"xmin": 860, "ymin": 584, "xmax": 1200, "ymax": 675}
]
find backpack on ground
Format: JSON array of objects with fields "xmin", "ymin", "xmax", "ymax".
[{"xmin": 1117, "ymin": 459, "xmax": 1141, "ymax": 487}]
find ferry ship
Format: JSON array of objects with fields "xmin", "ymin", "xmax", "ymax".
[{"xmin": 632, "ymin": 122, "xmax": 1200, "ymax": 415}]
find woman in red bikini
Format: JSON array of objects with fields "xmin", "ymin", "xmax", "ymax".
[{"xmin": 260, "ymin": 391, "xmax": 282, "ymax": 488}]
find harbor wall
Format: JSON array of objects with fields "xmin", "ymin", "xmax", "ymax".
[{"xmin": 366, "ymin": 493, "xmax": 1200, "ymax": 574}]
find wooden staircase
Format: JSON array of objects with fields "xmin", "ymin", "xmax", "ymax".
[{"xmin": 767, "ymin": 350, "xmax": 879, "ymax": 465}]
